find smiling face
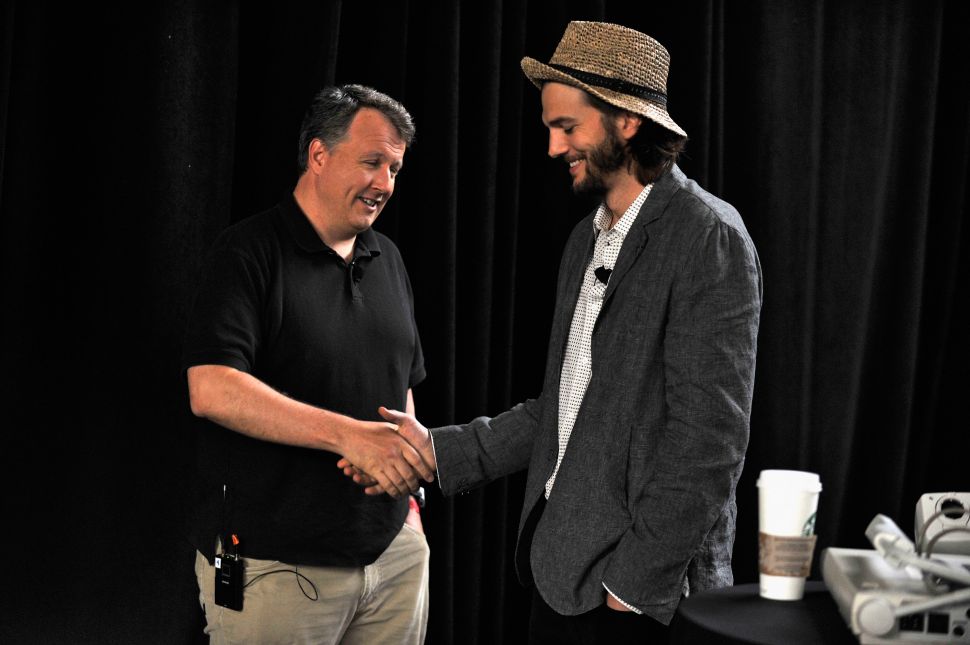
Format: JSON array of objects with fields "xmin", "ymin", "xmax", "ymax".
[
  {"xmin": 540, "ymin": 82, "xmax": 631, "ymax": 197},
  {"xmin": 304, "ymin": 107, "xmax": 406, "ymax": 243}
]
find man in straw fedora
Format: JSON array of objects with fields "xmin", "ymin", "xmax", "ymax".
[{"xmin": 347, "ymin": 21, "xmax": 762, "ymax": 643}]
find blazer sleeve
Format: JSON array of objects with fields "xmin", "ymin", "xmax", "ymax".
[
  {"xmin": 430, "ymin": 398, "xmax": 542, "ymax": 496},
  {"xmin": 602, "ymin": 214, "xmax": 762, "ymax": 618}
]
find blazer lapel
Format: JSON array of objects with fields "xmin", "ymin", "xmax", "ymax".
[
  {"xmin": 603, "ymin": 165, "xmax": 685, "ymax": 302},
  {"xmin": 552, "ymin": 220, "xmax": 595, "ymax": 365}
]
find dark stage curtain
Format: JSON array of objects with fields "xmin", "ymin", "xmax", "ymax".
[{"xmin": 1, "ymin": 1, "xmax": 967, "ymax": 643}]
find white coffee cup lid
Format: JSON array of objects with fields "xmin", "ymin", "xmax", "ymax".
[{"xmin": 757, "ymin": 469, "xmax": 822, "ymax": 492}]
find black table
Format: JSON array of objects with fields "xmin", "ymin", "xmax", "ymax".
[{"xmin": 669, "ymin": 581, "xmax": 858, "ymax": 645}]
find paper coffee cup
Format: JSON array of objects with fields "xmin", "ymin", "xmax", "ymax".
[{"xmin": 757, "ymin": 470, "xmax": 821, "ymax": 600}]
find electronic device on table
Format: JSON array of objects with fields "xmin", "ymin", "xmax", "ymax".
[{"xmin": 822, "ymin": 492, "xmax": 970, "ymax": 644}]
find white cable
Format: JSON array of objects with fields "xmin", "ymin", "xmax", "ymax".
[
  {"xmin": 871, "ymin": 535, "xmax": 970, "ymax": 586},
  {"xmin": 892, "ymin": 586, "xmax": 970, "ymax": 617}
]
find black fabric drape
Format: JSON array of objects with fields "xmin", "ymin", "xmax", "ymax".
[{"xmin": 1, "ymin": 1, "xmax": 967, "ymax": 644}]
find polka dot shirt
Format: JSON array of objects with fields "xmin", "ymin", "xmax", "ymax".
[{"xmin": 545, "ymin": 183, "xmax": 653, "ymax": 498}]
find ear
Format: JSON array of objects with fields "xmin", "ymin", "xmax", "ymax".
[
  {"xmin": 615, "ymin": 112, "xmax": 643, "ymax": 143},
  {"xmin": 306, "ymin": 138, "xmax": 330, "ymax": 174}
]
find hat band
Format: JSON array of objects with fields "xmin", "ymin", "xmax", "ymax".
[{"xmin": 548, "ymin": 64, "xmax": 667, "ymax": 106}]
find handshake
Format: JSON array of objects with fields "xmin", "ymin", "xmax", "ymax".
[{"xmin": 337, "ymin": 406, "xmax": 437, "ymax": 499}]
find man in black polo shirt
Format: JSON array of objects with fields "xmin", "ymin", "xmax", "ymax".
[{"xmin": 182, "ymin": 85, "xmax": 433, "ymax": 643}]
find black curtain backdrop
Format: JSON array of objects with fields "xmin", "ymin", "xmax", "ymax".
[{"xmin": 2, "ymin": 1, "xmax": 968, "ymax": 643}]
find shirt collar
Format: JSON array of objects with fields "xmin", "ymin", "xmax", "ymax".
[
  {"xmin": 592, "ymin": 183, "xmax": 654, "ymax": 238},
  {"xmin": 279, "ymin": 193, "xmax": 382, "ymax": 259}
]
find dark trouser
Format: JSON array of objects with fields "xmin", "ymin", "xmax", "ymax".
[
  {"xmin": 529, "ymin": 587, "xmax": 669, "ymax": 645},
  {"xmin": 523, "ymin": 495, "xmax": 669, "ymax": 645}
]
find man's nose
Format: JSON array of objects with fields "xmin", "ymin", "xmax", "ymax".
[
  {"xmin": 373, "ymin": 167, "xmax": 394, "ymax": 192},
  {"xmin": 547, "ymin": 130, "xmax": 567, "ymax": 158}
]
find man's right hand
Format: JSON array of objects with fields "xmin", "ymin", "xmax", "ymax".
[
  {"xmin": 338, "ymin": 419, "xmax": 436, "ymax": 499},
  {"xmin": 338, "ymin": 406, "xmax": 437, "ymax": 496},
  {"xmin": 187, "ymin": 365, "xmax": 431, "ymax": 499}
]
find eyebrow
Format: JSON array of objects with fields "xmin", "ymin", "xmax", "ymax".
[{"xmin": 545, "ymin": 116, "xmax": 577, "ymax": 128}]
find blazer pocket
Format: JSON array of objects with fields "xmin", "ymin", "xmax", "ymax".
[
  {"xmin": 625, "ymin": 423, "xmax": 659, "ymax": 510},
  {"xmin": 588, "ymin": 421, "xmax": 635, "ymax": 518}
]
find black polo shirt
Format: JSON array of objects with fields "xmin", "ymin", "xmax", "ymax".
[{"xmin": 181, "ymin": 194, "xmax": 425, "ymax": 566}]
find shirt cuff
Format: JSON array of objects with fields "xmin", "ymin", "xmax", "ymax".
[
  {"xmin": 602, "ymin": 583, "xmax": 643, "ymax": 614},
  {"xmin": 428, "ymin": 430, "xmax": 442, "ymax": 485}
]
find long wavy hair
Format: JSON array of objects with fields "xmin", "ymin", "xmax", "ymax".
[{"xmin": 586, "ymin": 93, "xmax": 687, "ymax": 185}]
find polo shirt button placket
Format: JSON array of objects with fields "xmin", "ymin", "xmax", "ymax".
[{"xmin": 348, "ymin": 259, "xmax": 364, "ymax": 302}]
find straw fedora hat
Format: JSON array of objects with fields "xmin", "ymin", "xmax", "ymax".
[{"xmin": 521, "ymin": 21, "xmax": 687, "ymax": 138}]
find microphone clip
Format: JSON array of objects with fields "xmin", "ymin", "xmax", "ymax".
[{"xmin": 594, "ymin": 266, "xmax": 612, "ymax": 285}]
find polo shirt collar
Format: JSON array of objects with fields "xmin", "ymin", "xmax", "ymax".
[{"xmin": 279, "ymin": 193, "xmax": 382, "ymax": 258}]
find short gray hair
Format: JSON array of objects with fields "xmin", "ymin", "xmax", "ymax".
[{"xmin": 297, "ymin": 84, "xmax": 415, "ymax": 172}]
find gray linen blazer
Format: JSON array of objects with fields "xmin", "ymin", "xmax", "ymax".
[{"xmin": 430, "ymin": 165, "xmax": 762, "ymax": 624}]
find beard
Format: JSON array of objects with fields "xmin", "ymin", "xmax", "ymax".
[{"xmin": 572, "ymin": 120, "xmax": 628, "ymax": 196}]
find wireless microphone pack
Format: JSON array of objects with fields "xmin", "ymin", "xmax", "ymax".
[{"xmin": 214, "ymin": 535, "xmax": 243, "ymax": 611}]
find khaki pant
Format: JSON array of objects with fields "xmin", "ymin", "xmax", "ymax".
[{"xmin": 195, "ymin": 524, "xmax": 429, "ymax": 644}]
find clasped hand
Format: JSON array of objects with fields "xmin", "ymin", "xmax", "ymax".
[{"xmin": 338, "ymin": 406, "xmax": 436, "ymax": 498}]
